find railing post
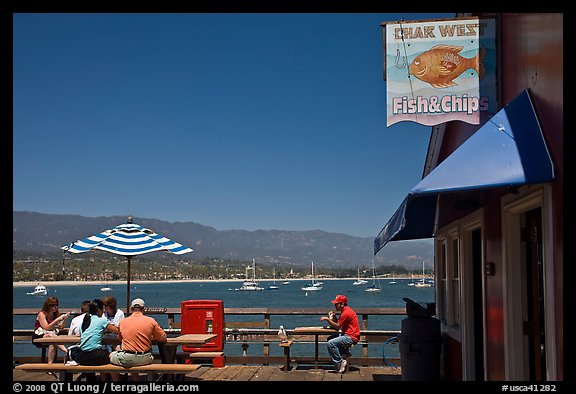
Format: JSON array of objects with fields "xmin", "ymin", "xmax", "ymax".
[
  {"xmin": 362, "ymin": 314, "xmax": 369, "ymax": 358},
  {"xmin": 263, "ymin": 313, "xmax": 270, "ymax": 364},
  {"xmin": 167, "ymin": 313, "xmax": 175, "ymax": 329},
  {"xmin": 241, "ymin": 343, "xmax": 250, "ymax": 365}
]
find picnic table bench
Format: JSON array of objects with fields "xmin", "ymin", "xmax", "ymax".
[
  {"xmin": 32, "ymin": 333, "xmax": 216, "ymax": 364},
  {"xmin": 14, "ymin": 362, "xmax": 201, "ymax": 381}
]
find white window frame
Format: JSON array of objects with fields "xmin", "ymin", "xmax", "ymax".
[
  {"xmin": 501, "ymin": 185, "xmax": 556, "ymax": 380},
  {"xmin": 435, "ymin": 228, "xmax": 460, "ymax": 336},
  {"xmin": 435, "ymin": 237, "xmax": 448, "ymax": 325},
  {"xmin": 436, "ymin": 209, "xmax": 484, "ymax": 380}
]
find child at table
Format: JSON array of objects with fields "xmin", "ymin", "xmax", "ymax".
[{"xmin": 102, "ymin": 296, "xmax": 124, "ymax": 351}]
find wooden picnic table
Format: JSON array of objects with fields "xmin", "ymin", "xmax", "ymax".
[
  {"xmin": 293, "ymin": 326, "xmax": 338, "ymax": 369},
  {"xmin": 33, "ymin": 333, "xmax": 217, "ymax": 364}
]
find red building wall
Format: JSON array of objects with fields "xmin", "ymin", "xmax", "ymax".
[
  {"xmin": 439, "ymin": 13, "xmax": 563, "ymax": 380},
  {"xmin": 499, "ymin": 13, "xmax": 563, "ymax": 379}
]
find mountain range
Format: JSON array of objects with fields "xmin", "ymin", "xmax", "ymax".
[{"xmin": 13, "ymin": 211, "xmax": 433, "ymax": 269}]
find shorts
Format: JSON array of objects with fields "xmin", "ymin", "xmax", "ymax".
[{"xmin": 77, "ymin": 348, "xmax": 110, "ymax": 366}]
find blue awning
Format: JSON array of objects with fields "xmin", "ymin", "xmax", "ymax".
[{"xmin": 374, "ymin": 89, "xmax": 554, "ymax": 255}]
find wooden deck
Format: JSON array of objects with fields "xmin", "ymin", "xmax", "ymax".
[
  {"xmin": 13, "ymin": 364, "xmax": 402, "ymax": 382},
  {"xmin": 14, "ymin": 307, "xmax": 405, "ymax": 383}
]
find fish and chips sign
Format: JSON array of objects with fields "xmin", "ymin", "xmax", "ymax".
[{"xmin": 385, "ymin": 17, "xmax": 495, "ymax": 127}]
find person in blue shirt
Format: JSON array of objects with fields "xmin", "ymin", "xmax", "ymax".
[{"xmin": 76, "ymin": 299, "xmax": 119, "ymax": 368}]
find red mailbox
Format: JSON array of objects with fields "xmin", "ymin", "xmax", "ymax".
[{"xmin": 180, "ymin": 300, "xmax": 224, "ymax": 352}]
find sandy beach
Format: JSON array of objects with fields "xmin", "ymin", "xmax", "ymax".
[
  {"xmin": 13, "ymin": 279, "xmax": 274, "ymax": 287},
  {"xmin": 13, "ymin": 277, "xmax": 371, "ymax": 287}
]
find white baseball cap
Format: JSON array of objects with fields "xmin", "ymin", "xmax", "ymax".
[{"xmin": 130, "ymin": 298, "xmax": 145, "ymax": 308}]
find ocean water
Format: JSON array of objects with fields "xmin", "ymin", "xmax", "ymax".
[{"xmin": 13, "ymin": 279, "xmax": 434, "ymax": 360}]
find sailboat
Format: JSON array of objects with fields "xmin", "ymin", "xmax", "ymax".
[
  {"xmin": 414, "ymin": 261, "xmax": 432, "ymax": 288},
  {"xmin": 239, "ymin": 259, "xmax": 264, "ymax": 291},
  {"xmin": 267, "ymin": 267, "xmax": 279, "ymax": 290},
  {"xmin": 365, "ymin": 261, "xmax": 381, "ymax": 293},
  {"xmin": 301, "ymin": 261, "xmax": 322, "ymax": 291},
  {"xmin": 352, "ymin": 266, "xmax": 368, "ymax": 286}
]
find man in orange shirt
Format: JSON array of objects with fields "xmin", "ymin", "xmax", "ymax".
[
  {"xmin": 109, "ymin": 298, "xmax": 167, "ymax": 367},
  {"xmin": 320, "ymin": 294, "xmax": 360, "ymax": 373}
]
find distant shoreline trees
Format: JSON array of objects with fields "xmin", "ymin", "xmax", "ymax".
[{"xmin": 13, "ymin": 254, "xmax": 423, "ymax": 282}]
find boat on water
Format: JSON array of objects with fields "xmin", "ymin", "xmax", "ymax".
[
  {"xmin": 101, "ymin": 274, "xmax": 112, "ymax": 291},
  {"xmin": 301, "ymin": 261, "xmax": 322, "ymax": 291},
  {"xmin": 27, "ymin": 284, "xmax": 47, "ymax": 296},
  {"xmin": 352, "ymin": 266, "xmax": 369, "ymax": 286},
  {"xmin": 267, "ymin": 267, "xmax": 279, "ymax": 290},
  {"xmin": 414, "ymin": 261, "xmax": 432, "ymax": 288},
  {"xmin": 238, "ymin": 259, "xmax": 264, "ymax": 291},
  {"xmin": 239, "ymin": 282, "xmax": 264, "ymax": 291},
  {"xmin": 365, "ymin": 261, "xmax": 381, "ymax": 293}
]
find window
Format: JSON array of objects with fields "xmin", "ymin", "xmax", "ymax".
[
  {"xmin": 437, "ymin": 239, "xmax": 448, "ymax": 324},
  {"xmin": 450, "ymin": 238, "xmax": 461, "ymax": 327},
  {"xmin": 435, "ymin": 230, "xmax": 462, "ymax": 329},
  {"xmin": 436, "ymin": 210, "xmax": 484, "ymax": 380}
]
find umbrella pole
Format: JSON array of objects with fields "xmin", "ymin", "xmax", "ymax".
[{"xmin": 126, "ymin": 256, "xmax": 132, "ymax": 313}]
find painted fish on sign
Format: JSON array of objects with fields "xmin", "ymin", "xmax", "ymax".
[{"xmin": 409, "ymin": 45, "xmax": 486, "ymax": 88}]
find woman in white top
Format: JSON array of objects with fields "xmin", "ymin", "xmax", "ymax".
[{"xmin": 102, "ymin": 296, "xmax": 124, "ymax": 351}]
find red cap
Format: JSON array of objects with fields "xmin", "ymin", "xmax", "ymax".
[{"xmin": 330, "ymin": 295, "xmax": 348, "ymax": 304}]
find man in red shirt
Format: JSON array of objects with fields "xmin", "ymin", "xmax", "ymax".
[
  {"xmin": 320, "ymin": 294, "xmax": 360, "ymax": 373},
  {"xmin": 109, "ymin": 298, "xmax": 167, "ymax": 367}
]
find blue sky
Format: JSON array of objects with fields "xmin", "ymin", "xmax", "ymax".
[{"xmin": 13, "ymin": 12, "xmax": 454, "ymax": 238}]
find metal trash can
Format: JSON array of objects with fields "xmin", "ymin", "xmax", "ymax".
[{"xmin": 399, "ymin": 297, "xmax": 442, "ymax": 381}]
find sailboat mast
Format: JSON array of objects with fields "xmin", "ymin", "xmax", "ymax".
[
  {"xmin": 422, "ymin": 261, "xmax": 425, "ymax": 284},
  {"xmin": 311, "ymin": 261, "xmax": 315, "ymax": 284}
]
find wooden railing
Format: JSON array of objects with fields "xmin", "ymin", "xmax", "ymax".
[{"xmin": 14, "ymin": 307, "xmax": 405, "ymax": 367}]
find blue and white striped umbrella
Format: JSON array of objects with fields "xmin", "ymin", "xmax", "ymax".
[{"xmin": 62, "ymin": 216, "xmax": 193, "ymax": 311}]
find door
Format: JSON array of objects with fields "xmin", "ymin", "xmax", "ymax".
[
  {"xmin": 502, "ymin": 187, "xmax": 554, "ymax": 380},
  {"xmin": 471, "ymin": 228, "xmax": 485, "ymax": 381},
  {"xmin": 523, "ymin": 207, "xmax": 546, "ymax": 381}
]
